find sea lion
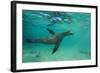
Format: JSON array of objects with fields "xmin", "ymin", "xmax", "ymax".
[{"xmin": 26, "ymin": 28, "xmax": 74, "ymax": 54}]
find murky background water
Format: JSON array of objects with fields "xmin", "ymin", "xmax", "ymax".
[{"xmin": 22, "ymin": 10, "xmax": 91, "ymax": 63}]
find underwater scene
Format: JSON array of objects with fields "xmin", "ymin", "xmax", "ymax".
[{"xmin": 22, "ymin": 10, "xmax": 91, "ymax": 63}]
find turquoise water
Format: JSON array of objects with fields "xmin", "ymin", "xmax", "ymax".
[{"xmin": 22, "ymin": 10, "xmax": 91, "ymax": 63}]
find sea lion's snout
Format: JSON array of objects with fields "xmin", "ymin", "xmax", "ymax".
[
  {"xmin": 70, "ymin": 32, "xmax": 74, "ymax": 35},
  {"xmin": 66, "ymin": 31, "xmax": 74, "ymax": 35}
]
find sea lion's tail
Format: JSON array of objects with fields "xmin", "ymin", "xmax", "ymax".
[
  {"xmin": 26, "ymin": 39, "xmax": 42, "ymax": 43},
  {"xmin": 26, "ymin": 39, "xmax": 33, "ymax": 43}
]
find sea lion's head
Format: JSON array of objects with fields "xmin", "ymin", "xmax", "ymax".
[{"xmin": 63, "ymin": 31, "xmax": 74, "ymax": 36}]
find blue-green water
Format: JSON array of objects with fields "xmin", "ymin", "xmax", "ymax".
[{"xmin": 22, "ymin": 10, "xmax": 91, "ymax": 63}]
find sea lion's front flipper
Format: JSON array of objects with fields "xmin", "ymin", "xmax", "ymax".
[
  {"xmin": 52, "ymin": 43, "xmax": 60, "ymax": 54},
  {"xmin": 47, "ymin": 28, "xmax": 55, "ymax": 35}
]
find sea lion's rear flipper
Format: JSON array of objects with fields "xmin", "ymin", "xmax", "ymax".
[
  {"xmin": 26, "ymin": 39, "xmax": 33, "ymax": 43},
  {"xmin": 26, "ymin": 38, "xmax": 44, "ymax": 43},
  {"xmin": 52, "ymin": 43, "xmax": 60, "ymax": 54},
  {"xmin": 47, "ymin": 28, "xmax": 55, "ymax": 35}
]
